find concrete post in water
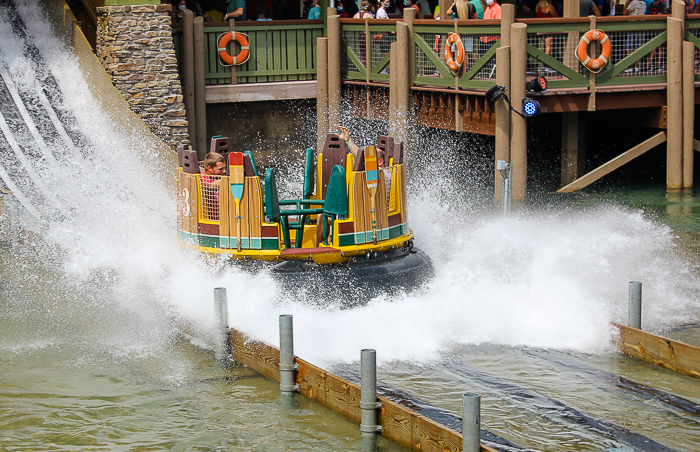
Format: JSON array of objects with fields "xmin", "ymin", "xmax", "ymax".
[
  {"xmin": 279, "ymin": 315, "xmax": 299, "ymax": 393},
  {"xmin": 214, "ymin": 287, "xmax": 229, "ymax": 361},
  {"xmin": 360, "ymin": 349, "xmax": 382, "ymax": 434},
  {"xmin": 193, "ymin": 16, "xmax": 207, "ymax": 160},
  {"xmin": 327, "ymin": 15, "xmax": 342, "ymax": 130},
  {"xmin": 317, "ymin": 37, "xmax": 329, "ymax": 151},
  {"xmin": 182, "ymin": 10, "xmax": 196, "ymax": 150},
  {"xmin": 629, "ymin": 281, "xmax": 642, "ymax": 330},
  {"xmin": 510, "ymin": 23, "xmax": 527, "ymax": 201},
  {"xmin": 462, "ymin": 393, "xmax": 481, "ymax": 452},
  {"xmin": 667, "ymin": 17, "xmax": 683, "ymax": 189},
  {"xmin": 683, "ymin": 41, "xmax": 694, "ymax": 188}
]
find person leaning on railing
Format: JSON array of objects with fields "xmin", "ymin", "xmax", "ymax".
[{"xmin": 224, "ymin": 0, "xmax": 247, "ymax": 21}]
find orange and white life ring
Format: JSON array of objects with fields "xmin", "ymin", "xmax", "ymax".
[
  {"xmin": 445, "ymin": 33, "xmax": 464, "ymax": 74},
  {"xmin": 575, "ymin": 29, "xmax": 611, "ymax": 73},
  {"xmin": 218, "ymin": 31, "xmax": 250, "ymax": 66}
]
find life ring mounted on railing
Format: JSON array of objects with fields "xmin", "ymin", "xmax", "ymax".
[
  {"xmin": 445, "ymin": 32, "xmax": 464, "ymax": 75},
  {"xmin": 218, "ymin": 31, "xmax": 250, "ymax": 66},
  {"xmin": 575, "ymin": 29, "xmax": 611, "ymax": 73}
]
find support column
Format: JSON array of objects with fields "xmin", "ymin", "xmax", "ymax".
[
  {"xmin": 327, "ymin": 14, "xmax": 342, "ymax": 130},
  {"xmin": 561, "ymin": 113, "xmax": 586, "ymax": 185},
  {"xmin": 510, "ymin": 23, "xmax": 527, "ymax": 201},
  {"xmin": 193, "ymin": 16, "xmax": 207, "ymax": 158},
  {"xmin": 667, "ymin": 17, "xmax": 683, "ymax": 189},
  {"xmin": 495, "ymin": 4, "xmax": 514, "ymax": 201},
  {"xmin": 390, "ymin": 22, "xmax": 410, "ymax": 143},
  {"xmin": 183, "ymin": 10, "xmax": 196, "ymax": 151},
  {"xmin": 229, "ymin": 20, "xmax": 237, "ymax": 85},
  {"xmin": 317, "ymin": 37, "xmax": 329, "ymax": 151},
  {"xmin": 403, "ymin": 8, "xmax": 416, "ymax": 87},
  {"xmin": 683, "ymin": 41, "xmax": 694, "ymax": 187}
]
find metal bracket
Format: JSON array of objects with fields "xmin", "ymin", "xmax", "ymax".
[
  {"xmin": 360, "ymin": 424, "xmax": 383, "ymax": 433},
  {"xmin": 280, "ymin": 383, "xmax": 299, "ymax": 392},
  {"xmin": 279, "ymin": 363, "xmax": 299, "ymax": 371}
]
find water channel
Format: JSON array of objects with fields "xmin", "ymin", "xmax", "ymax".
[{"xmin": 1, "ymin": 1, "xmax": 699, "ymax": 451}]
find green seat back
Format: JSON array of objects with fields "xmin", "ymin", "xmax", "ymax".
[
  {"xmin": 323, "ymin": 165, "xmax": 348, "ymax": 217},
  {"xmin": 303, "ymin": 148, "xmax": 314, "ymax": 199},
  {"xmin": 264, "ymin": 168, "xmax": 280, "ymax": 222}
]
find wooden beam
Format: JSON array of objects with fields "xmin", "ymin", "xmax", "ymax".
[
  {"xmin": 556, "ymin": 131, "xmax": 667, "ymax": 193},
  {"xmin": 205, "ymin": 81, "xmax": 317, "ymax": 103},
  {"xmin": 228, "ymin": 328, "xmax": 499, "ymax": 452},
  {"xmin": 613, "ymin": 322, "xmax": 700, "ymax": 379}
]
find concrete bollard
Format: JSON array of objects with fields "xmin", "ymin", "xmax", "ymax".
[
  {"xmin": 462, "ymin": 393, "xmax": 481, "ymax": 452},
  {"xmin": 279, "ymin": 315, "xmax": 299, "ymax": 393},
  {"xmin": 360, "ymin": 349, "xmax": 382, "ymax": 434},
  {"xmin": 628, "ymin": 281, "xmax": 642, "ymax": 329},
  {"xmin": 213, "ymin": 288, "xmax": 229, "ymax": 362}
]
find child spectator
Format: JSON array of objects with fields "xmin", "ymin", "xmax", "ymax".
[{"xmin": 308, "ymin": 0, "xmax": 321, "ymax": 18}]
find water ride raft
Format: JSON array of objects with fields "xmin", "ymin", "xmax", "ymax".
[{"xmin": 176, "ymin": 133, "xmax": 433, "ymax": 303}]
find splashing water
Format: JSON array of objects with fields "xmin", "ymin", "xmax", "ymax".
[{"xmin": 1, "ymin": 0, "xmax": 699, "ymax": 375}]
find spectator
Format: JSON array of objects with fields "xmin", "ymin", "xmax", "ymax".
[
  {"xmin": 470, "ymin": 0, "xmax": 487, "ymax": 18},
  {"xmin": 377, "ymin": 0, "xmax": 391, "ymax": 18},
  {"xmin": 308, "ymin": 0, "xmax": 322, "ymax": 18},
  {"xmin": 484, "ymin": 0, "xmax": 501, "ymax": 18},
  {"xmin": 202, "ymin": 0, "xmax": 224, "ymax": 21},
  {"xmin": 337, "ymin": 0, "xmax": 350, "ymax": 17},
  {"xmin": 624, "ymin": 0, "xmax": 646, "ymax": 72},
  {"xmin": 448, "ymin": 0, "xmax": 477, "ymax": 18},
  {"xmin": 224, "ymin": 0, "xmax": 247, "ymax": 20},
  {"xmin": 417, "ymin": 0, "xmax": 432, "ymax": 15},
  {"xmin": 355, "ymin": 1, "xmax": 375, "ymax": 17},
  {"xmin": 580, "ymin": 0, "xmax": 601, "ymax": 15},
  {"xmin": 650, "ymin": 0, "xmax": 667, "ymax": 13},
  {"xmin": 536, "ymin": 0, "xmax": 557, "ymax": 67},
  {"xmin": 302, "ymin": 0, "xmax": 313, "ymax": 19}
]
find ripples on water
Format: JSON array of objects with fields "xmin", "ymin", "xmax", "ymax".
[{"xmin": 1, "ymin": 0, "xmax": 700, "ymax": 450}]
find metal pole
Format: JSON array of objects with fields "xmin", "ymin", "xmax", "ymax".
[
  {"xmin": 360, "ymin": 349, "xmax": 382, "ymax": 434},
  {"xmin": 497, "ymin": 160, "xmax": 513, "ymax": 214},
  {"xmin": 462, "ymin": 393, "xmax": 481, "ymax": 452},
  {"xmin": 279, "ymin": 315, "xmax": 299, "ymax": 393},
  {"xmin": 214, "ymin": 287, "xmax": 229, "ymax": 361},
  {"xmin": 628, "ymin": 281, "xmax": 642, "ymax": 330}
]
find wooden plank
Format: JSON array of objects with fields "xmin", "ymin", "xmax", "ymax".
[
  {"xmin": 297, "ymin": 358, "xmax": 363, "ymax": 423},
  {"xmin": 229, "ymin": 329, "xmax": 280, "ymax": 382},
  {"xmin": 287, "ymin": 29, "xmax": 298, "ymax": 81},
  {"xmin": 557, "ymin": 132, "xmax": 667, "ymax": 193},
  {"xmin": 219, "ymin": 175, "xmax": 230, "ymax": 247},
  {"xmin": 400, "ymin": 164, "xmax": 408, "ymax": 224},
  {"xmin": 377, "ymin": 170, "xmax": 388, "ymax": 239},
  {"xmin": 297, "ymin": 29, "xmax": 306, "ymax": 81},
  {"xmin": 256, "ymin": 30, "xmax": 267, "ymax": 83},
  {"xmin": 279, "ymin": 30, "xmax": 288, "ymax": 82},
  {"xmin": 614, "ymin": 322, "xmax": 700, "ymax": 379},
  {"xmin": 353, "ymin": 171, "xmax": 367, "ymax": 242},
  {"xmin": 187, "ymin": 173, "xmax": 199, "ymax": 234},
  {"xmin": 273, "ymin": 30, "xmax": 282, "ymax": 82},
  {"xmin": 248, "ymin": 177, "xmax": 262, "ymax": 249}
]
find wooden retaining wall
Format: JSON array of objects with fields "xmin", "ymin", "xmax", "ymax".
[
  {"xmin": 229, "ymin": 329, "xmax": 498, "ymax": 452},
  {"xmin": 613, "ymin": 322, "xmax": 700, "ymax": 379}
]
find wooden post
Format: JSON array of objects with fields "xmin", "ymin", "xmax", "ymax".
[
  {"xmin": 193, "ymin": 16, "xmax": 207, "ymax": 160},
  {"xmin": 683, "ymin": 41, "xmax": 694, "ymax": 187},
  {"xmin": 500, "ymin": 3, "xmax": 515, "ymax": 47},
  {"xmin": 587, "ymin": 16, "xmax": 597, "ymax": 112},
  {"xmin": 672, "ymin": 0, "xmax": 685, "ymax": 25},
  {"xmin": 229, "ymin": 20, "xmax": 237, "ymax": 85},
  {"xmin": 317, "ymin": 37, "xmax": 329, "ymax": 151},
  {"xmin": 327, "ymin": 14, "xmax": 341, "ymax": 129},
  {"xmin": 563, "ymin": 0, "xmax": 580, "ymax": 69},
  {"xmin": 365, "ymin": 18, "xmax": 371, "ymax": 119},
  {"xmin": 495, "ymin": 46, "xmax": 510, "ymax": 201},
  {"xmin": 439, "ymin": 0, "xmax": 448, "ymax": 19},
  {"xmin": 561, "ymin": 113, "xmax": 586, "ymax": 185},
  {"xmin": 495, "ymin": 3, "xmax": 515, "ymax": 201},
  {"xmin": 403, "ymin": 8, "xmax": 416, "ymax": 87},
  {"xmin": 182, "ymin": 9, "xmax": 196, "ymax": 151},
  {"xmin": 510, "ymin": 23, "xmax": 527, "ymax": 201},
  {"xmin": 667, "ymin": 17, "xmax": 683, "ymax": 189},
  {"xmin": 391, "ymin": 22, "xmax": 410, "ymax": 143}
]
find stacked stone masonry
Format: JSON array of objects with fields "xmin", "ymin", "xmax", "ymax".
[{"xmin": 96, "ymin": 4, "xmax": 189, "ymax": 148}]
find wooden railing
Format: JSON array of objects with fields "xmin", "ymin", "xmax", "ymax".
[
  {"xmin": 173, "ymin": 20, "xmax": 324, "ymax": 85},
  {"xmin": 341, "ymin": 16, "xmax": 700, "ymax": 91}
]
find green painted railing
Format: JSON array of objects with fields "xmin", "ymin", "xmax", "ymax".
[
  {"xmin": 341, "ymin": 16, "xmax": 700, "ymax": 92},
  {"xmin": 173, "ymin": 20, "xmax": 324, "ymax": 85}
]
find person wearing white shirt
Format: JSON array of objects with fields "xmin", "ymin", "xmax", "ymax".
[{"xmin": 377, "ymin": 0, "xmax": 390, "ymax": 18}]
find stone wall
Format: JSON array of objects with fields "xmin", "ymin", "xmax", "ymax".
[{"xmin": 95, "ymin": 4, "xmax": 188, "ymax": 149}]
